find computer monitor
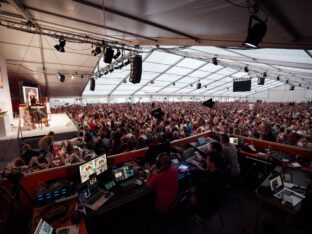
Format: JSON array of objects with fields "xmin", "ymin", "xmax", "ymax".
[
  {"xmin": 269, "ymin": 174, "xmax": 283, "ymax": 193},
  {"xmin": 34, "ymin": 219, "xmax": 53, "ymax": 234},
  {"xmin": 112, "ymin": 165, "xmax": 135, "ymax": 182},
  {"xmin": 147, "ymin": 142, "xmax": 170, "ymax": 164},
  {"xmin": 198, "ymin": 137, "xmax": 206, "ymax": 146},
  {"xmin": 79, "ymin": 159, "xmax": 96, "ymax": 183},
  {"xmin": 229, "ymin": 137, "xmax": 239, "ymax": 145},
  {"xmin": 94, "ymin": 154, "xmax": 108, "ymax": 176}
]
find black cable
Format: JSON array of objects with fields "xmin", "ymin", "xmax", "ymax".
[{"xmin": 225, "ymin": 0, "xmax": 251, "ymax": 9}]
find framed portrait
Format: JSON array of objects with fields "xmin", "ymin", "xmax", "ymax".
[
  {"xmin": 0, "ymin": 67, "xmax": 3, "ymax": 88},
  {"xmin": 22, "ymin": 86, "xmax": 39, "ymax": 105}
]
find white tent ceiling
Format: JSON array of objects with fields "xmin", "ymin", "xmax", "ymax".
[
  {"xmin": 83, "ymin": 47, "xmax": 312, "ymax": 98},
  {"xmin": 0, "ymin": 0, "xmax": 311, "ymax": 97}
]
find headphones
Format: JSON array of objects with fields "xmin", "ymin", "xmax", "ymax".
[{"xmin": 156, "ymin": 152, "xmax": 171, "ymax": 171}]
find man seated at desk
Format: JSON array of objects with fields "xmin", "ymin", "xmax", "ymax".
[
  {"xmin": 147, "ymin": 152, "xmax": 179, "ymax": 213},
  {"xmin": 190, "ymin": 152, "xmax": 227, "ymax": 215}
]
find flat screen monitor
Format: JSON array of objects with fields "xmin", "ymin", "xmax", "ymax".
[
  {"xmin": 34, "ymin": 219, "xmax": 53, "ymax": 234},
  {"xmin": 269, "ymin": 174, "xmax": 283, "ymax": 193},
  {"xmin": 94, "ymin": 154, "xmax": 108, "ymax": 176},
  {"xmin": 229, "ymin": 137, "xmax": 239, "ymax": 145},
  {"xmin": 198, "ymin": 137, "xmax": 206, "ymax": 146},
  {"xmin": 113, "ymin": 165, "xmax": 135, "ymax": 182},
  {"xmin": 79, "ymin": 159, "xmax": 96, "ymax": 183},
  {"xmin": 147, "ymin": 142, "xmax": 170, "ymax": 164}
]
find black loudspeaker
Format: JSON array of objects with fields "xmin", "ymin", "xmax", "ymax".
[
  {"xmin": 151, "ymin": 108, "xmax": 164, "ymax": 120},
  {"xmin": 257, "ymin": 77, "xmax": 265, "ymax": 85},
  {"xmin": 104, "ymin": 48, "xmax": 114, "ymax": 64},
  {"xmin": 90, "ymin": 78, "xmax": 95, "ymax": 91},
  {"xmin": 130, "ymin": 55, "xmax": 142, "ymax": 84},
  {"xmin": 203, "ymin": 98, "xmax": 215, "ymax": 108},
  {"xmin": 233, "ymin": 79, "xmax": 251, "ymax": 92},
  {"xmin": 196, "ymin": 83, "xmax": 201, "ymax": 89},
  {"xmin": 59, "ymin": 74, "xmax": 65, "ymax": 82}
]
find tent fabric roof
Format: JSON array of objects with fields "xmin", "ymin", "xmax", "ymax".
[
  {"xmin": 0, "ymin": 0, "xmax": 311, "ymax": 97},
  {"xmin": 82, "ymin": 46, "xmax": 312, "ymax": 97}
]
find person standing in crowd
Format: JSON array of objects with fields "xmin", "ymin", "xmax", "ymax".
[
  {"xmin": 147, "ymin": 152, "xmax": 179, "ymax": 213},
  {"xmin": 220, "ymin": 134, "xmax": 240, "ymax": 178},
  {"xmin": 21, "ymin": 144, "xmax": 40, "ymax": 165},
  {"xmin": 38, "ymin": 131, "xmax": 55, "ymax": 153}
]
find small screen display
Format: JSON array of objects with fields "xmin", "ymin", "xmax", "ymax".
[
  {"xmin": 270, "ymin": 175, "xmax": 283, "ymax": 192},
  {"xmin": 79, "ymin": 160, "xmax": 96, "ymax": 183},
  {"xmin": 34, "ymin": 219, "xmax": 53, "ymax": 234},
  {"xmin": 113, "ymin": 165, "xmax": 135, "ymax": 182},
  {"xmin": 95, "ymin": 154, "xmax": 108, "ymax": 175},
  {"xmin": 230, "ymin": 137, "xmax": 239, "ymax": 145}
]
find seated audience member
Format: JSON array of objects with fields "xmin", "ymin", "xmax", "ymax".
[
  {"xmin": 286, "ymin": 132, "xmax": 301, "ymax": 146},
  {"xmin": 261, "ymin": 123, "xmax": 277, "ymax": 142},
  {"xmin": 190, "ymin": 152, "xmax": 227, "ymax": 215},
  {"xmin": 147, "ymin": 152, "xmax": 179, "ymax": 213},
  {"xmin": 38, "ymin": 131, "xmax": 55, "ymax": 153},
  {"xmin": 220, "ymin": 134, "xmax": 240, "ymax": 177},
  {"xmin": 21, "ymin": 144, "xmax": 40, "ymax": 165}
]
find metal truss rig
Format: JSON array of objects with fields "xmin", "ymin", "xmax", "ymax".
[{"xmin": 0, "ymin": 17, "xmax": 144, "ymax": 53}]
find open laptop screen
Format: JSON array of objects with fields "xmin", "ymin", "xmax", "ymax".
[
  {"xmin": 34, "ymin": 219, "xmax": 53, "ymax": 234},
  {"xmin": 229, "ymin": 137, "xmax": 239, "ymax": 145},
  {"xmin": 269, "ymin": 174, "xmax": 283, "ymax": 193}
]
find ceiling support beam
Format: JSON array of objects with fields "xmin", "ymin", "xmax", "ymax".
[
  {"xmin": 8, "ymin": 0, "xmax": 49, "ymax": 96},
  {"xmin": 23, "ymin": 6, "xmax": 158, "ymax": 42},
  {"xmin": 72, "ymin": 0, "xmax": 199, "ymax": 42},
  {"xmin": 156, "ymin": 62, "xmax": 209, "ymax": 93},
  {"xmin": 174, "ymin": 67, "xmax": 225, "ymax": 94},
  {"xmin": 255, "ymin": 0, "xmax": 300, "ymax": 41}
]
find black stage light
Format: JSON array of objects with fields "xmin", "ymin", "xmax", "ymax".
[
  {"xmin": 244, "ymin": 15, "xmax": 267, "ymax": 48},
  {"xmin": 289, "ymin": 84, "xmax": 294, "ymax": 91},
  {"xmin": 307, "ymin": 86, "xmax": 310, "ymax": 90},
  {"xmin": 92, "ymin": 46, "xmax": 102, "ymax": 56},
  {"xmin": 173, "ymin": 82, "xmax": 175, "ymax": 86},
  {"xmin": 257, "ymin": 76, "xmax": 265, "ymax": 85},
  {"xmin": 263, "ymin": 72, "xmax": 267, "ymax": 78},
  {"xmin": 123, "ymin": 79, "xmax": 127, "ymax": 83},
  {"xmin": 190, "ymin": 83, "xmax": 193, "ymax": 87},
  {"xmin": 113, "ymin": 49, "xmax": 121, "ymax": 59},
  {"xmin": 104, "ymin": 47, "xmax": 114, "ymax": 64},
  {"xmin": 118, "ymin": 63, "xmax": 124, "ymax": 69},
  {"xmin": 104, "ymin": 71, "xmax": 109, "ymax": 75},
  {"xmin": 54, "ymin": 36, "xmax": 66, "ymax": 52},
  {"xmin": 212, "ymin": 57, "xmax": 218, "ymax": 65},
  {"xmin": 99, "ymin": 73, "xmax": 103, "ymax": 77},
  {"xmin": 204, "ymin": 85, "xmax": 207, "ymax": 88},
  {"xmin": 151, "ymin": 80, "xmax": 154, "ymax": 84},
  {"xmin": 197, "ymin": 82, "xmax": 201, "ymax": 89},
  {"xmin": 299, "ymin": 83, "xmax": 301, "ymax": 87},
  {"xmin": 57, "ymin": 73, "xmax": 65, "ymax": 82},
  {"xmin": 277, "ymin": 76, "xmax": 280, "ymax": 81},
  {"xmin": 109, "ymin": 68, "xmax": 114, "ymax": 73},
  {"xmin": 124, "ymin": 60, "xmax": 131, "ymax": 66},
  {"xmin": 244, "ymin": 66, "xmax": 249, "ymax": 73},
  {"xmin": 80, "ymin": 74, "xmax": 84, "ymax": 79},
  {"xmin": 286, "ymin": 79, "xmax": 289, "ymax": 84}
]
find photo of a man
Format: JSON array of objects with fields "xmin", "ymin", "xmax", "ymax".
[{"xmin": 22, "ymin": 86, "xmax": 39, "ymax": 105}]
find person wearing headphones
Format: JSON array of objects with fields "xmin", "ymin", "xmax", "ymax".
[{"xmin": 147, "ymin": 152, "xmax": 179, "ymax": 213}]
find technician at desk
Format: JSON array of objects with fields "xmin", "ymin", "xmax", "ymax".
[{"xmin": 147, "ymin": 152, "xmax": 179, "ymax": 213}]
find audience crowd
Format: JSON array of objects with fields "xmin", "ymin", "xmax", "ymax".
[{"xmin": 52, "ymin": 101, "xmax": 312, "ymax": 156}]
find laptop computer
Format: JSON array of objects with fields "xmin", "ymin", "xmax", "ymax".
[
  {"xmin": 197, "ymin": 137, "xmax": 206, "ymax": 146},
  {"xmin": 269, "ymin": 173, "xmax": 305, "ymax": 206},
  {"xmin": 182, "ymin": 148, "xmax": 195, "ymax": 162},
  {"xmin": 229, "ymin": 137, "xmax": 239, "ymax": 145},
  {"xmin": 79, "ymin": 155, "xmax": 113, "ymax": 211},
  {"xmin": 112, "ymin": 165, "xmax": 138, "ymax": 191},
  {"xmin": 34, "ymin": 218, "xmax": 79, "ymax": 234}
]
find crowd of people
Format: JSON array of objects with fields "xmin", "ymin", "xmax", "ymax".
[{"xmin": 51, "ymin": 101, "xmax": 312, "ymax": 157}]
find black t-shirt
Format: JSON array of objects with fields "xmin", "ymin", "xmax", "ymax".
[
  {"xmin": 262, "ymin": 131, "xmax": 277, "ymax": 142},
  {"xmin": 192, "ymin": 169, "xmax": 226, "ymax": 213},
  {"xmin": 22, "ymin": 149, "xmax": 40, "ymax": 165}
]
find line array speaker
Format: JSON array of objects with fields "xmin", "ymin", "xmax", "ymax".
[{"xmin": 129, "ymin": 55, "xmax": 142, "ymax": 84}]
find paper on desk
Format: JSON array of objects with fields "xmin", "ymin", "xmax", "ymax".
[{"xmin": 291, "ymin": 162, "xmax": 302, "ymax": 168}]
